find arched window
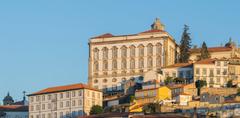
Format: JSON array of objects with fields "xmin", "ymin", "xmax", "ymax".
[
  {"xmin": 156, "ymin": 43, "xmax": 162, "ymax": 56},
  {"xmin": 102, "ymin": 47, "xmax": 108, "ymax": 60},
  {"xmin": 94, "ymin": 79, "xmax": 98, "ymax": 83},
  {"xmin": 112, "ymin": 60, "xmax": 117, "ymax": 70},
  {"xmin": 130, "ymin": 45, "xmax": 136, "ymax": 57},
  {"xmin": 138, "ymin": 44, "xmax": 144, "ymax": 57},
  {"xmin": 130, "ymin": 59, "xmax": 135, "ymax": 69},
  {"xmin": 121, "ymin": 46, "xmax": 127, "ymax": 58},
  {"xmin": 147, "ymin": 43, "xmax": 153, "ymax": 56},
  {"xmin": 147, "ymin": 57, "xmax": 153, "ymax": 68},
  {"xmin": 93, "ymin": 61, "xmax": 99, "ymax": 72},
  {"xmin": 93, "ymin": 48, "xmax": 99, "ymax": 60},
  {"xmin": 112, "ymin": 78, "xmax": 117, "ymax": 82},
  {"xmin": 121, "ymin": 59, "xmax": 127, "ymax": 69},
  {"xmin": 103, "ymin": 60, "xmax": 108, "ymax": 70},
  {"xmin": 112, "ymin": 46, "xmax": 118, "ymax": 59},
  {"xmin": 139, "ymin": 58, "xmax": 144, "ymax": 69},
  {"xmin": 156, "ymin": 56, "xmax": 162, "ymax": 67},
  {"xmin": 103, "ymin": 79, "xmax": 107, "ymax": 83}
]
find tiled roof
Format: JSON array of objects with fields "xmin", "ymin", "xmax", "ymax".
[
  {"xmin": 139, "ymin": 29, "xmax": 165, "ymax": 34},
  {"xmin": 189, "ymin": 46, "xmax": 232, "ymax": 53},
  {"xmin": 28, "ymin": 83, "xmax": 101, "ymax": 96},
  {"xmin": 163, "ymin": 63, "xmax": 193, "ymax": 69},
  {"xmin": 0, "ymin": 105, "xmax": 28, "ymax": 112},
  {"xmin": 194, "ymin": 58, "xmax": 216, "ymax": 64},
  {"xmin": 180, "ymin": 93, "xmax": 191, "ymax": 96},
  {"xmin": 91, "ymin": 29, "xmax": 165, "ymax": 39},
  {"xmin": 92, "ymin": 33, "xmax": 114, "ymax": 38},
  {"xmin": 136, "ymin": 87, "xmax": 159, "ymax": 92},
  {"xmin": 167, "ymin": 84, "xmax": 185, "ymax": 89}
]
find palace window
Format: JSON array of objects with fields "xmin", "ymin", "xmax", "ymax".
[
  {"xmin": 156, "ymin": 56, "xmax": 161, "ymax": 67},
  {"xmin": 147, "ymin": 57, "xmax": 153, "ymax": 68},
  {"xmin": 138, "ymin": 44, "xmax": 144, "ymax": 57},
  {"xmin": 94, "ymin": 79, "xmax": 98, "ymax": 83},
  {"xmin": 112, "ymin": 46, "xmax": 118, "ymax": 59},
  {"xmin": 196, "ymin": 68, "xmax": 200, "ymax": 75},
  {"xmin": 93, "ymin": 48, "xmax": 99, "ymax": 60},
  {"xmin": 121, "ymin": 46, "xmax": 127, "ymax": 58},
  {"xmin": 139, "ymin": 58, "xmax": 144, "ymax": 69},
  {"xmin": 217, "ymin": 69, "xmax": 221, "ymax": 75},
  {"xmin": 130, "ymin": 59, "xmax": 135, "ymax": 69},
  {"xmin": 102, "ymin": 47, "xmax": 108, "ymax": 60},
  {"xmin": 93, "ymin": 61, "xmax": 99, "ymax": 72},
  {"xmin": 112, "ymin": 60, "xmax": 117, "ymax": 70},
  {"xmin": 103, "ymin": 60, "xmax": 108, "ymax": 71},
  {"xmin": 112, "ymin": 78, "xmax": 117, "ymax": 82},
  {"xmin": 202, "ymin": 68, "xmax": 207, "ymax": 75},
  {"xmin": 147, "ymin": 43, "xmax": 153, "ymax": 56},
  {"xmin": 103, "ymin": 79, "xmax": 108, "ymax": 83},
  {"xmin": 130, "ymin": 45, "xmax": 136, "ymax": 57},
  {"xmin": 156, "ymin": 43, "xmax": 162, "ymax": 55},
  {"xmin": 121, "ymin": 59, "xmax": 127, "ymax": 69}
]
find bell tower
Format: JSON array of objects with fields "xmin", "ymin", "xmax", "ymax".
[{"xmin": 151, "ymin": 18, "xmax": 165, "ymax": 30}]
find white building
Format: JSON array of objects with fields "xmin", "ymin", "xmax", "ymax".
[
  {"xmin": 88, "ymin": 18, "xmax": 179, "ymax": 91},
  {"xmin": 194, "ymin": 58, "xmax": 229, "ymax": 87},
  {"xmin": 161, "ymin": 63, "xmax": 193, "ymax": 83},
  {"xmin": 28, "ymin": 83, "xmax": 102, "ymax": 118},
  {"xmin": 0, "ymin": 105, "xmax": 28, "ymax": 118}
]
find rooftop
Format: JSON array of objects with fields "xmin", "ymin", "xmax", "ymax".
[
  {"xmin": 194, "ymin": 58, "xmax": 216, "ymax": 64},
  {"xmin": 189, "ymin": 46, "xmax": 232, "ymax": 53},
  {"xmin": 163, "ymin": 63, "xmax": 193, "ymax": 69},
  {"xmin": 28, "ymin": 83, "xmax": 101, "ymax": 96},
  {"xmin": 0, "ymin": 105, "xmax": 28, "ymax": 112}
]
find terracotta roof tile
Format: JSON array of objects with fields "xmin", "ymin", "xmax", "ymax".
[
  {"xmin": 195, "ymin": 58, "xmax": 216, "ymax": 64},
  {"xmin": 0, "ymin": 105, "xmax": 28, "ymax": 111},
  {"xmin": 190, "ymin": 46, "xmax": 232, "ymax": 53},
  {"xmin": 139, "ymin": 29, "xmax": 165, "ymax": 34},
  {"xmin": 92, "ymin": 33, "xmax": 114, "ymax": 39},
  {"xmin": 28, "ymin": 83, "xmax": 101, "ymax": 96},
  {"xmin": 163, "ymin": 63, "xmax": 193, "ymax": 69}
]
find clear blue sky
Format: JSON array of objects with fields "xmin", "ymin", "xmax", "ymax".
[{"xmin": 0, "ymin": 0, "xmax": 240, "ymax": 102}]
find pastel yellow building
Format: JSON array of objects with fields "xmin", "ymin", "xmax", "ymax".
[{"xmin": 129, "ymin": 86, "xmax": 171, "ymax": 112}]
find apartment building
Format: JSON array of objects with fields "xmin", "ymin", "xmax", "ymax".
[
  {"xmin": 194, "ymin": 58, "xmax": 229, "ymax": 87},
  {"xmin": 161, "ymin": 63, "xmax": 193, "ymax": 83},
  {"xmin": 88, "ymin": 18, "xmax": 179, "ymax": 91},
  {"xmin": 28, "ymin": 83, "xmax": 102, "ymax": 118}
]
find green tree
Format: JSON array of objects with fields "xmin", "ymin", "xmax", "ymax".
[
  {"xmin": 195, "ymin": 80, "xmax": 207, "ymax": 96},
  {"xmin": 179, "ymin": 25, "xmax": 192, "ymax": 63},
  {"xmin": 200, "ymin": 41, "xmax": 210, "ymax": 60},
  {"xmin": 164, "ymin": 77, "xmax": 173, "ymax": 85},
  {"xmin": 142, "ymin": 103, "xmax": 157, "ymax": 113},
  {"xmin": 90, "ymin": 105, "xmax": 103, "ymax": 115},
  {"xmin": 227, "ymin": 80, "xmax": 233, "ymax": 88},
  {"xmin": 173, "ymin": 78, "xmax": 185, "ymax": 84}
]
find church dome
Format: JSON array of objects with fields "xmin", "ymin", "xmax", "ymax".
[{"xmin": 3, "ymin": 92, "xmax": 14, "ymax": 105}]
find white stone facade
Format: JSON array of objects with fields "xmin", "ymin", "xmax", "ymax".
[
  {"xmin": 194, "ymin": 59, "xmax": 229, "ymax": 87},
  {"xmin": 88, "ymin": 20, "xmax": 179, "ymax": 91},
  {"xmin": 28, "ymin": 88, "xmax": 102, "ymax": 118}
]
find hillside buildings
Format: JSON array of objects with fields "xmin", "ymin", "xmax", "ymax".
[
  {"xmin": 0, "ymin": 105, "xmax": 28, "ymax": 118},
  {"xmin": 0, "ymin": 92, "xmax": 28, "ymax": 118},
  {"xmin": 28, "ymin": 83, "xmax": 102, "ymax": 118},
  {"xmin": 193, "ymin": 58, "xmax": 229, "ymax": 87},
  {"xmin": 88, "ymin": 18, "xmax": 179, "ymax": 91},
  {"xmin": 189, "ymin": 39, "xmax": 240, "ymax": 62}
]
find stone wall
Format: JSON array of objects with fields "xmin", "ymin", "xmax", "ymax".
[{"xmin": 201, "ymin": 87, "xmax": 238, "ymax": 96}]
